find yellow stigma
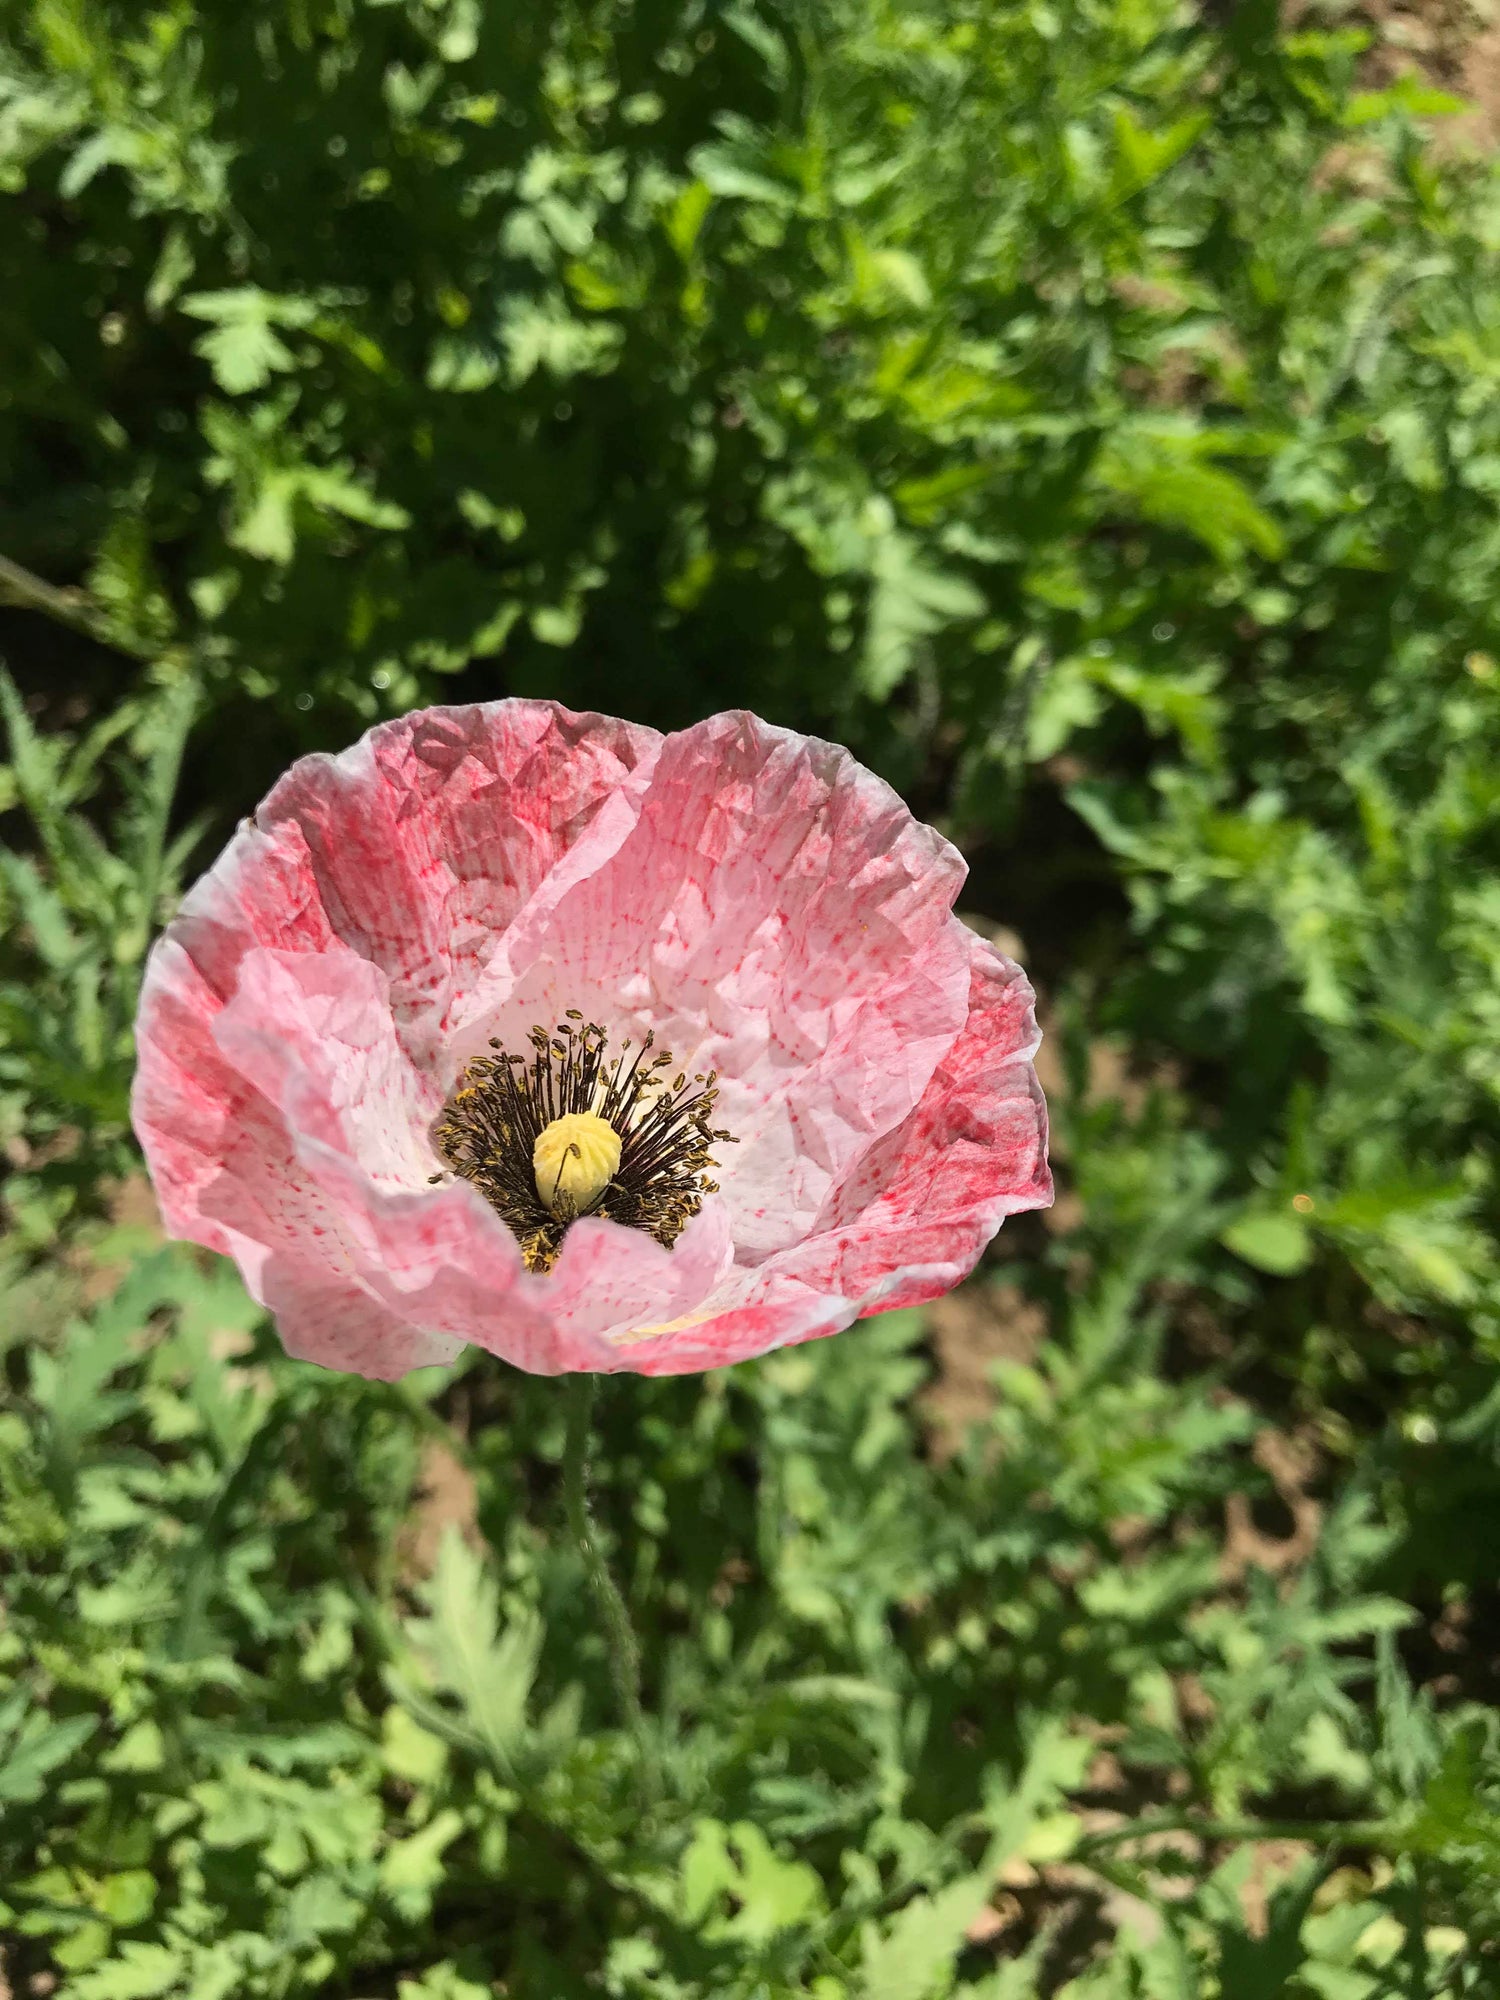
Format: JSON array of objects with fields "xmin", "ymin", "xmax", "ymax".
[{"xmin": 533, "ymin": 1112, "xmax": 621, "ymax": 1216}]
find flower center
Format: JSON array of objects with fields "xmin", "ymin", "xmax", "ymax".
[
  {"xmin": 431, "ymin": 1015, "xmax": 735, "ymax": 1273},
  {"xmin": 533, "ymin": 1112, "xmax": 621, "ymax": 1215}
]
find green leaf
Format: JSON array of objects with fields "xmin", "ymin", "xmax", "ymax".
[
  {"xmin": 282, "ymin": 1874, "xmax": 364, "ymax": 1946},
  {"xmin": 1110, "ymin": 104, "xmax": 1210, "ymax": 200},
  {"xmin": 54, "ymin": 1919, "xmax": 114, "ymax": 1972},
  {"xmin": 678, "ymin": 1820, "xmax": 825, "ymax": 1942},
  {"xmin": 666, "ymin": 179, "xmax": 713, "ymax": 260},
  {"xmin": 860, "ymin": 1874, "xmax": 992, "ymax": 2000},
  {"xmin": 380, "ymin": 1808, "xmax": 466, "ymax": 1903},
  {"xmin": 381, "ymin": 1706, "xmax": 449, "ymax": 1787},
  {"xmin": 98, "ymin": 1871, "xmax": 158, "ymax": 1926},
  {"xmin": 402, "ymin": 1528, "xmax": 543, "ymax": 1773},
  {"xmin": 1222, "ymin": 1210, "xmax": 1314, "ymax": 1276},
  {"xmin": 1095, "ymin": 431, "xmax": 1286, "ymax": 561},
  {"xmin": 68, "ymin": 1942, "xmax": 184, "ymax": 2000},
  {"xmin": 180, "ymin": 290, "xmax": 320, "ymax": 395},
  {"xmin": 689, "ymin": 135, "xmax": 799, "ymax": 208},
  {"xmin": 396, "ymin": 1965, "xmax": 494, "ymax": 2000},
  {"xmin": 862, "ymin": 536, "xmax": 985, "ymax": 698},
  {"xmin": 0, "ymin": 1709, "xmax": 98, "ymax": 1803}
]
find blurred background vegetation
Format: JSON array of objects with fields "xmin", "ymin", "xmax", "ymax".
[{"xmin": 3, "ymin": 0, "xmax": 1500, "ymax": 1993}]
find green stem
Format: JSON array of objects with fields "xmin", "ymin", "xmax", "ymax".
[
  {"xmin": 0, "ymin": 550, "xmax": 130, "ymax": 652},
  {"xmin": 561, "ymin": 1374, "xmax": 649, "ymax": 1755},
  {"xmin": 1077, "ymin": 1811, "xmax": 1391, "ymax": 1854}
]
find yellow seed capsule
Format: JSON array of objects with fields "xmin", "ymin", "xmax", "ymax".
[{"xmin": 533, "ymin": 1113, "xmax": 621, "ymax": 1216}]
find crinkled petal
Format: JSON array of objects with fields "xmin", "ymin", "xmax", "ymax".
[
  {"xmin": 262, "ymin": 703, "xmax": 659, "ymax": 1067},
  {"xmin": 266, "ymin": 1264, "xmax": 464, "ymax": 1380},
  {"xmin": 778, "ymin": 931, "xmax": 1051, "ymax": 1309},
  {"xmin": 209, "ymin": 947, "xmax": 439, "ymax": 1191},
  {"xmin": 475, "ymin": 711, "xmax": 973, "ymax": 1259},
  {"xmin": 155, "ymin": 701, "xmax": 659, "ymax": 1069},
  {"xmin": 289, "ymin": 1144, "xmax": 734, "ymax": 1374},
  {"xmin": 610, "ymin": 1285, "xmax": 853, "ymax": 1378},
  {"xmin": 533, "ymin": 1198, "xmax": 736, "ymax": 1354},
  {"xmin": 151, "ymin": 941, "xmax": 730, "ymax": 1375},
  {"xmin": 132, "ymin": 703, "xmax": 686, "ymax": 1376},
  {"xmin": 606, "ymin": 932, "xmax": 1050, "ymax": 1374},
  {"xmin": 133, "ymin": 700, "xmax": 1049, "ymax": 1381}
]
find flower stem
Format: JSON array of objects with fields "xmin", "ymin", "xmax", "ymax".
[{"xmin": 560, "ymin": 1374, "xmax": 649, "ymax": 1756}]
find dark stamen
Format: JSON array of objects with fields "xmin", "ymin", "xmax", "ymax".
[{"xmin": 431, "ymin": 1018, "xmax": 735, "ymax": 1273}]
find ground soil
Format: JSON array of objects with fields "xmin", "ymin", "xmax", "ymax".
[{"xmin": 1303, "ymin": 0, "xmax": 1500, "ymax": 148}]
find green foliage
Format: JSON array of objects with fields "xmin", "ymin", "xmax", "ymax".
[
  {"xmin": 0, "ymin": 664, "xmax": 198, "ymax": 1234},
  {"xmin": 3, "ymin": 1240, "xmax": 1494, "ymax": 1996},
  {"xmin": 3, "ymin": 0, "xmax": 1500, "ymax": 1991}
]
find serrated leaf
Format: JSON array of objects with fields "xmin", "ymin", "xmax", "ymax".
[
  {"xmin": 380, "ymin": 1808, "xmax": 465, "ymax": 1899},
  {"xmin": 67, "ymin": 1941, "xmax": 183, "ymax": 2000},
  {"xmin": 0, "ymin": 1709, "xmax": 97, "ymax": 1803},
  {"xmin": 1096, "ymin": 432, "xmax": 1286, "ymax": 561},
  {"xmin": 404, "ymin": 1528, "xmax": 542, "ymax": 1773},
  {"xmin": 180, "ymin": 289, "xmax": 319, "ymax": 395},
  {"xmin": 860, "ymin": 1873, "xmax": 991, "ymax": 2000}
]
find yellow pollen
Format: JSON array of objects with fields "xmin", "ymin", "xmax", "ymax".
[{"xmin": 533, "ymin": 1112, "xmax": 622, "ymax": 1216}]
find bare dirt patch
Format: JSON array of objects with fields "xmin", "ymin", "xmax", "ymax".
[
  {"xmin": 1299, "ymin": 0, "xmax": 1500, "ymax": 150},
  {"xmin": 398, "ymin": 1436, "xmax": 481, "ymax": 1582},
  {"xmin": 921, "ymin": 1280, "xmax": 1049, "ymax": 1455},
  {"xmin": 1221, "ymin": 1425, "xmax": 1325, "ymax": 1584},
  {"xmin": 1363, "ymin": 0, "xmax": 1500, "ymax": 150}
]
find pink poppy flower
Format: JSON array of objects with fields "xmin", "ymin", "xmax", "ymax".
[{"xmin": 131, "ymin": 703, "xmax": 1050, "ymax": 1379}]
